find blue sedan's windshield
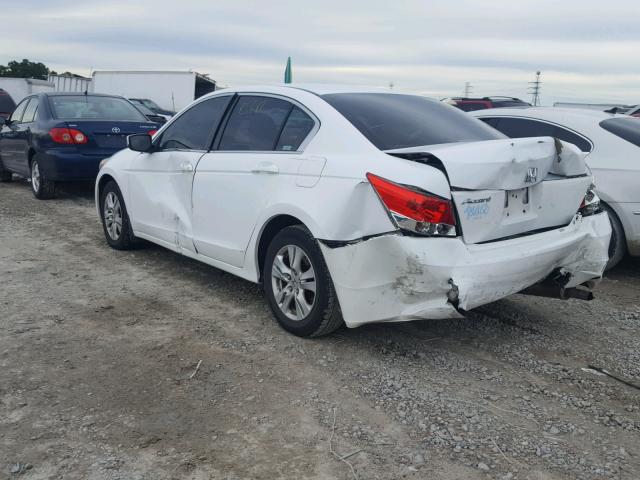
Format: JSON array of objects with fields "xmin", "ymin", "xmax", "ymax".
[{"xmin": 50, "ymin": 95, "xmax": 147, "ymax": 121}]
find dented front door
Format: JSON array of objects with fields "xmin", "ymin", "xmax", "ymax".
[{"xmin": 128, "ymin": 151, "xmax": 202, "ymax": 252}]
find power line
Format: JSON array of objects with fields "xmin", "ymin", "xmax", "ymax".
[
  {"xmin": 528, "ymin": 71, "xmax": 542, "ymax": 106},
  {"xmin": 464, "ymin": 81, "xmax": 472, "ymax": 97}
]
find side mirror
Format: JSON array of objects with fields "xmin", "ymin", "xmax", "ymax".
[
  {"xmin": 127, "ymin": 133, "xmax": 153, "ymax": 152},
  {"xmin": 0, "ymin": 115, "xmax": 7, "ymax": 125}
]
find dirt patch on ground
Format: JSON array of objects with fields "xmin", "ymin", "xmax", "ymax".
[{"xmin": 1, "ymin": 179, "xmax": 639, "ymax": 479}]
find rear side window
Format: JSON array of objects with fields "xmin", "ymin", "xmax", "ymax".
[
  {"xmin": 219, "ymin": 96, "xmax": 292, "ymax": 151},
  {"xmin": 275, "ymin": 106, "xmax": 315, "ymax": 151},
  {"xmin": 600, "ymin": 117, "xmax": 640, "ymax": 148},
  {"xmin": 159, "ymin": 95, "xmax": 232, "ymax": 151},
  {"xmin": 484, "ymin": 117, "xmax": 592, "ymax": 152},
  {"xmin": 50, "ymin": 95, "xmax": 147, "ymax": 121},
  {"xmin": 322, "ymin": 93, "xmax": 503, "ymax": 150},
  {"xmin": 0, "ymin": 91, "xmax": 16, "ymax": 114},
  {"xmin": 22, "ymin": 97, "xmax": 38, "ymax": 123}
]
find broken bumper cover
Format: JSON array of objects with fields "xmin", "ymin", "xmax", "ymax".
[{"xmin": 320, "ymin": 212, "xmax": 611, "ymax": 328}]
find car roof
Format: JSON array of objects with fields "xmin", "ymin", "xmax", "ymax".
[
  {"xmin": 42, "ymin": 92, "xmax": 125, "ymax": 98},
  {"xmin": 220, "ymin": 84, "xmax": 419, "ymax": 97}
]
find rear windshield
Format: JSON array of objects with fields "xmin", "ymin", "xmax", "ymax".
[
  {"xmin": 49, "ymin": 95, "xmax": 146, "ymax": 121},
  {"xmin": 0, "ymin": 92, "xmax": 16, "ymax": 113},
  {"xmin": 600, "ymin": 117, "xmax": 640, "ymax": 147},
  {"xmin": 322, "ymin": 93, "xmax": 504, "ymax": 150}
]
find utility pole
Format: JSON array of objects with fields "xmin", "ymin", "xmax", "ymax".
[
  {"xmin": 464, "ymin": 81, "xmax": 472, "ymax": 97},
  {"xmin": 528, "ymin": 71, "xmax": 542, "ymax": 106}
]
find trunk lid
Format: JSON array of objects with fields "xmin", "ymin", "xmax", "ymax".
[
  {"xmin": 387, "ymin": 137, "xmax": 591, "ymax": 244},
  {"xmin": 64, "ymin": 120, "xmax": 158, "ymax": 153}
]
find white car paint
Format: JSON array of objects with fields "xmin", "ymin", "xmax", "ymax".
[
  {"xmin": 96, "ymin": 85, "xmax": 610, "ymax": 328},
  {"xmin": 470, "ymin": 107, "xmax": 640, "ymax": 256}
]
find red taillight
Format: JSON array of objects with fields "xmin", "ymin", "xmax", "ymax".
[
  {"xmin": 367, "ymin": 173, "xmax": 456, "ymax": 236},
  {"xmin": 49, "ymin": 127, "xmax": 88, "ymax": 144},
  {"xmin": 147, "ymin": 129, "xmax": 158, "ymax": 136}
]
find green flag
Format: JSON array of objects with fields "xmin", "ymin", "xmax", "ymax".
[{"xmin": 284, "ymin": 56, "xmax": 292, "ymax": 84}]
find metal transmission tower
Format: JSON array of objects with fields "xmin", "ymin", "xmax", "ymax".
[
  {"xmin": 464, "ymin": 82, "xmax": 472, "ymax": 97},
  {"xmin": 528, "ymin": 71, "xmax": 542, "ymax": 106}
]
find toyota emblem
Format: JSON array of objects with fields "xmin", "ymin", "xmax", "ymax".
[{"xmin": 112, "ymin": 127, "xmax": 121, "ymax": 134}]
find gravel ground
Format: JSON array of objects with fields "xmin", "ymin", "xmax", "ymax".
[{"xmin": 1, "ymin": 179, "xmax": 639, "ymax": 480}]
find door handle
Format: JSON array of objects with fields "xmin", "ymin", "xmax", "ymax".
[
  {"xmin": 180, "ymin": 161, "xmax": 194, "ymax": 172},
  {"xmin": 251, "ymin": 162, "xmax": 279, "ymax": 174}
]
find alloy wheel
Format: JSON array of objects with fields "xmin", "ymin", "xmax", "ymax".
[
  {"xmin": 103, "ymin": 192, "xmax": 123, "ymax": 240},
  {"xmin": 271, "ymin": 244, "xmax": 316, "ymax": 321}
]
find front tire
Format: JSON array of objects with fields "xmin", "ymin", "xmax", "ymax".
[
  {"xmin": 30, "ymin": 156, "xmax": 55, "ymax": 199},
  {"xmin": 100, "ymin": 180, "xmax": 136, "ymax": 250},
  {"xmin": 603, "ymin": 204, "xmax": 626, "ymax": 270},
  {"xmin": 263, "ymin": 225, "xmax": 343, "ymax": 337}
]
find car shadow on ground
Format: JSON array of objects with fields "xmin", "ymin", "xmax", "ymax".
[
  {"xmin": 606, "ymin": 255, "xmax": 640, "ymax": 280},
  {"xmin": 9, "ymin": 175, "xmax": 95, "ymax": 201}
]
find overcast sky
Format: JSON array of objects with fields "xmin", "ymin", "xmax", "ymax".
[{"xmin": 2, "ymin": 0, "xmax": 639, "ymax": 105}]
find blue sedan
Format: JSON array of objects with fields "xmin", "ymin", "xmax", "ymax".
[{"xmin": 0, "ymin": 92, "xmax": 159, "ymax": 199}]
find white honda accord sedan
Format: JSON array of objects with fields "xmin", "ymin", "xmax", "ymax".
[{"xmin": 96, "ymin": 85, "xmax": 611, "ymax": 337}]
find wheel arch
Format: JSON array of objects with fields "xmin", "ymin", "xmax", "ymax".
[{"xmin": 256, "ymin": 214, "xmax": 306, "ymax": 282}]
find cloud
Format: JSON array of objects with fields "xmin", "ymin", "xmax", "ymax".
[{"xmin": 1, "ymin": 0, "xmax": 639, "ymax": 104}]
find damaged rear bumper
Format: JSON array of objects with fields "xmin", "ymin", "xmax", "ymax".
[{"xmin": 319, "ymin": 212, "xmax": 611, "ymax": 328}]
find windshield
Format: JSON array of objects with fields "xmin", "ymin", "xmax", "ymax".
[
  {"xmin": 141, "ymin": 99, "xmax": 162, "ymax": 110},
  {"xmin": 322, "ymin": 93, "xmax": 504, "ymax": 150},
  {"xmin": 600, "ymin": 117, "xmax": 640, "ymax": 148},
  {"xmin": 50, "ymin": 95, "xmax": 147, "ymax": 121}
]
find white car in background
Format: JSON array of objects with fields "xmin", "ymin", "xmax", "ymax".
[
  {"xmin": 95, "ymin": 86, "xmax": 610, "ymax": 337},
  {"xmin": 471, "ymin": 107, "xmax": 640, "ymax": 268}
]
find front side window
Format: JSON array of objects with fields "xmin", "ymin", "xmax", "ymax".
[
  {"xmin": 158, "ymin": 95, "xmax": 231, "ymax": 151},
  {"xmin": 219, "ymin": 96, "xmax": 293, "ymax": 151},
  {"xmin": 600, "ymin": 117, "xmax": 640, "ymax": 148},
  {"xmin": 22, "ymin": 97, "xmax": 39, "ymax": 123},
  {"xmin": 50, "ymin": 95, "xmax": 147, "ymax": 121},
  {"xmin": 8, "ymin": 98, "xmax": 29, "ymax": 123},
  {"xmin": 322, "ymin": 93, "xmax": 503, "ymax": 150}
]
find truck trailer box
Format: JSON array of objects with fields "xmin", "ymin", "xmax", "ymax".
[
  {"xmin": 91, "ymin": 70, "xmax": 216, "ymax": 112},
  {"xmin": 0, "ymin": 78, "xmax": 55, "ymax": 104}
]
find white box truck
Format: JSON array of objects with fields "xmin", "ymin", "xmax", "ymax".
[
  {"xmin": 91, "ymin": 70, "xmax": 217, "ymax": 113},
  {"xmin": 0, "ymin": 78, "xmax": 55, "ymax": 104}
]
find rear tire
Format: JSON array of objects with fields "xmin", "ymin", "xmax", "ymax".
[
  {"xmin": 30, "ymin": 156, "xmax": 56, "ymax": 199},
  {"xmin": 603, "ymin": 204, "xmax": 626, "ymax": 270},
  {"xmin": 263, "ymin": 225, "xmax": 343, "ymax": 337},
  {"xmin": 0, "ymin": 160, "xmax": 12, "ymax": 182},
  {"xmin": 100, "ymin": 180, "xmax": 137, "ymax": 250}
]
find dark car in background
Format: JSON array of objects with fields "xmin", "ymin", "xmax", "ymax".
[
  {"xmin": 0, "ymin": 88, "xmax": 16, "ymax": 119},
  {"xmin": 129, "ymin": 98, "xmax": 175, "ymax": 118},
  {"xmin": 0, "ymin": 92, "xmax": 159, "ymax": 199},
  {"xmin": 444, "ymin": 96, "xmax": 531, "ymax": 112},
  {"xmin": 130, "ymin": 102, "xmax": 167, "ymax": 124}
]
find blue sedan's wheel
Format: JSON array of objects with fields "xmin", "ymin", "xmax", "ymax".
[{"xmin": 30, "ymin": 157, "xmax": 56, "ymax": 199}]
